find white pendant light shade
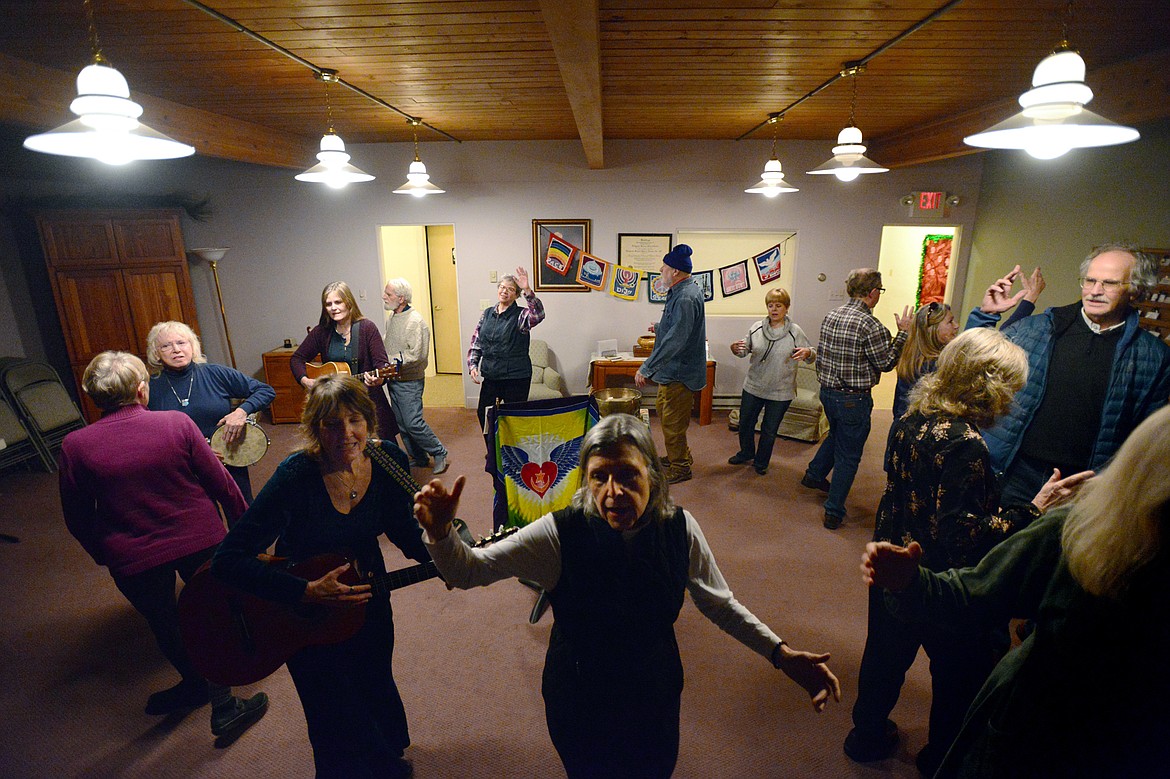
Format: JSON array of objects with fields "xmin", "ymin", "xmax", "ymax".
[
  {"xmin": 295, "ymin": 132, "xmax": 375, "ymax": 188},
  {"xmin": 23, "ymin": 63, "xmax": 195, "ymax": 165},
  {"xmin": 394, "ymin": 159, "xmax": 444, "ymax": 196},
  {"xmin": 745, "ymin": 158, "xmax": 798, "ymax": 197},
  {"xmin": 807, "ymin": 125, "xmax": 888, "ymax": 181},
  {"xmin": 964, "ymin": 48, "xmax": 1139, "ymax": 159}
]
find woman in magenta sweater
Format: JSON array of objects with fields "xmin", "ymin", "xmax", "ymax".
[
  {"xmin": 58, "ymin": 351, "xmax": 267, "ymax": 738},
  {"xmin": 291, "ymin": 280, "xmax": 398, "ymax": 440}
]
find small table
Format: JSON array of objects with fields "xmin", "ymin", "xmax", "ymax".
[{"xmin": 589, "ymin": 354, "xmax": 716, "ymax": 426}]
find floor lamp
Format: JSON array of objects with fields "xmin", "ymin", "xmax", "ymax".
[{"xmin": 187, "ymin": 247, "xmax": 238, "ymax": 369}]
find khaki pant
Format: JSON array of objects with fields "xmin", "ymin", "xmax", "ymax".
[{"xmin": 655, "ymin": 381, "xmax": 693, "ymax": 476}]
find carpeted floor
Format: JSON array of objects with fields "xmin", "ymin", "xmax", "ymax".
[{"xmin": 0, "ymin": 405, "xmax": 933, "ymax": 778}]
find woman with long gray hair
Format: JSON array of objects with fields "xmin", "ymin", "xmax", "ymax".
[{"xmin": 414, "ymin": 412, "xmax": 840, "ymax": 779}]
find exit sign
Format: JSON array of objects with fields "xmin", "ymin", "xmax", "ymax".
[{"xmin": 909, "ymin": 191, "xmax": 948, "ymax": 218}]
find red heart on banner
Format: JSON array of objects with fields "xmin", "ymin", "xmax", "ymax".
[{"xmin": 520, "ymin": 461, "xmax": 558, "ymax": 498}]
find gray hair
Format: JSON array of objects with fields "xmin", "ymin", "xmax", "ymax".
[
  {"xmin": 569, "ymin": 413, "xmax": 675, "ymax": 523},
  {"xmin": 82, "ymin": 351, "xmax": 148, "ymax": 411},
  {"xmin": 1079, "ymin": 242, "xmax": 1157, "ymax": 298},
  {"xmin": 498, "ymin": 274, "xmax": 521, "ymax": 294},
  {"xmin": 386, "ymin": 277, "xmax": 413, "ymax": 305},
  {"xmin": 145, "ymin": 320, "xmax": 207, "ymax": 375}
]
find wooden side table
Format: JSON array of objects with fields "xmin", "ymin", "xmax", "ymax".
[
  {"xmin": 262, "ymin": 348, "xmax": 305, "ymax": 423},
  {"xmin": 589, "ymin": 355, "xmax": 716, "ymax": 426}
]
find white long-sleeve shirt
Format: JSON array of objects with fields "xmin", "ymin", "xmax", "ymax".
[{"xmin": 425, "ymin": 509, "xmax": 782, "ymax": 661}]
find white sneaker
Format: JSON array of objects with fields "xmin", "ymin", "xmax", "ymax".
[{"xmin": 432, "ymin": 455, "xmax": 449, "ymax": 475}]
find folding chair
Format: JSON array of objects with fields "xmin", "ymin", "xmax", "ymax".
[
  {"xmin": 1, "ymin": 359, "xmax": 86, "ymax": 470},
  {"xmin": 0, "ymin": 392, "xmax": 53, "ymax": 474}
]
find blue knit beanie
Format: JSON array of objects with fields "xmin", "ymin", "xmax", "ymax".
[{"xmin": 663, "ymin": 244, "xmax": 693, "ymax": 273}]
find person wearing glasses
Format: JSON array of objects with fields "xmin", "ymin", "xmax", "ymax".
[
  {"xmin": 801, "ymin": 268, "xmax": 911, "ymax": 530},
  {"xmin": 147, "ymin": 320, "xmax": 275, "ymax": 505},
  {"xmin": 968, "ymin": 242, "xmax": 1170, "ymax": 506}
]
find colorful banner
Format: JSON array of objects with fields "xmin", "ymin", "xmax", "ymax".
[
  {"xmin": 544, "ymin": 234, "xmax": 579, "ymax": 276},
  {"xmin": 608, "ymin": 266, "xmax": 641, "ymax": 300},
  {"xmin": 917, "ymin": 234, "xmax": 952, "ymax": 306},
  {"xmin": 575, "ymin": 251, "xmax": 610, "ymax": 290},
  {"xmin": 494, "ymin": 397, "xmax": 599, "ymax": 527},
  {"xmin": 752, "ymin": 243, "xmax": 784, "ymax": 284}
]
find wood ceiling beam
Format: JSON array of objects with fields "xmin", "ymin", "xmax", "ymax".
[
  {"xmin": 538, "ymin": 0, "xmax": 603, "ymax": 169},
  {"xmin": 0, "ymin": 52, "xmax": 310, "ymax": 170},
  {"xmin": 870, "ymin": 47, "xmax": 1170, "ymax": 168}
]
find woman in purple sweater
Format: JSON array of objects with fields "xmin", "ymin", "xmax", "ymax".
[
  {"xmin": 59, "ymin": 351, "xmax": 268, "ymax": 738},
  {"xmin": 291, "ymin": 280, "xmax": 398, "ymax": 440}
]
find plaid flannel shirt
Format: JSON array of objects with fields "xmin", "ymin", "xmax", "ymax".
[{"xmin": 815, "ymin": 298, "xmax": 907, "ymax": 392}]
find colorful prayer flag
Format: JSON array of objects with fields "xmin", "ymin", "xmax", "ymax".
[
  {"xmin": 575, "ymin": 252, "xmax": 609, "ymax": 290},
  {"xmin": 608, "ymin": 266, "xmax": 641, "ymax": 300},
  {"xmin": 545, "ymin": 234, "xmax": 579, "ymax": 276}
]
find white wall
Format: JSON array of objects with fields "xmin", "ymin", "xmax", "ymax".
[{"xmin": 0, "ymin": 136, "xmax": 984, "ymax": 406}]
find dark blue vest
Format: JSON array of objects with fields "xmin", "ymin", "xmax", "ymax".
[{"xmin": 478, "ymin": 304, "xmax": 531, "ymax": 381}]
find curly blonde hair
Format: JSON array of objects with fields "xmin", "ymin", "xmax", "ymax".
[
  {"xmin": 145, "ymin": 321, "xmax": 207, "ymax": 375},
  {"xmin": 907, "ymin": 328, "xmax": 1027, "ymax": 428}
]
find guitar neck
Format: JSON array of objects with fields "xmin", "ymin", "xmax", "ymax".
[{"xmin": 369, "ymin": 561, "xmax": 440, "ymax": 595}]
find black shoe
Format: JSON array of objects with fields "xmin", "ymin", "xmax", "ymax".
[
  {"xmin": 728, "ymin": 453, "xmax": 752, "ymax": 465},
  {"xmin": 754, "ymin": 464, "xmax": 768, "ymax": 475},
  {"xmin": 211, "ymin": 692, "xmax": 269, "ymax": 737},
  {"xmin": 843, "ymin": 720, "xmax": 899, "ymax": 762},
  {"xmin": 823, "ymin": 512, "xmax": 843, "ymax": 530},
  {"xmin": 145, "ymin": 680, "xmax": 210, "ymax": 715},
  {"xmin": 801, "ymin": 473, "xmax": 831, "ymax": 492}
]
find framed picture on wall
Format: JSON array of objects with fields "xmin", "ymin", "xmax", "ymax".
[
  {"xmin": 533, "ymin": 219, "xmax": 592, "ymax": 292},
  {"xmin": 617, "ymin": 233, "xmax": 672, "ymax": 274}
]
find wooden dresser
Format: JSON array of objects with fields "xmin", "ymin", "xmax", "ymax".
[{"xmin": 262, "ymin": 348, "xmax": 305, "ymax": 423}]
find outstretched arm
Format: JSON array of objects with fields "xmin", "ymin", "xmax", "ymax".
[
  {"xmin": 771, "ymin": 642, "xmax": 842, "ymax": 713},
  {"xmin": 414, "ymin": 475, "xmax": 465, "ymax": 541}
]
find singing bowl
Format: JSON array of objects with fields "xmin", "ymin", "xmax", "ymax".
[{"xmin": 591, "ymin": 387, "xmax": 642, "ymax": 417}]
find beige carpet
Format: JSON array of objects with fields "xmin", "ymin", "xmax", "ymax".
[{"xmin": 0, "ymin": 405, "xmax": 934, "ymax": 778}]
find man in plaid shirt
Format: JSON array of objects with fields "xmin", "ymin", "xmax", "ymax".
[{"xmin": 802, "ymin": 268, "xmax": 910, "ymax": 529}]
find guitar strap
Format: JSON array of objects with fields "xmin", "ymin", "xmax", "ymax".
[{"xmin": 366, "ymin": 441, "xmax": 423, "ymax": 498}]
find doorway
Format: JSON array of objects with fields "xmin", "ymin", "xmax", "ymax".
[
  {"xmin": 870, "ymin": 224, "xmax": 960, "ymax": 410},
  {"xmin": 378, "ymin": 225, "xmax": 463, "ymax": 406}
]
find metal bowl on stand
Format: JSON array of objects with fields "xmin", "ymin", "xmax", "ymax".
[{"xmin": 591, "ymin": 387, "xmax": 642, "ymax": 417}]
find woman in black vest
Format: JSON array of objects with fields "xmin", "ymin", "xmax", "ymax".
[
  {"xmin": 466, "ymin": 266, "xmax": 545, "ymax": 436},
  {"xmin": 414, "ymin": 413, "xmax": 841, "ymax": 779}
]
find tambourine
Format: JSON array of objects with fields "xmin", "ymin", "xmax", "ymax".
[{"xmin": 209, "ymin": 417, "xmax": 270, "ymax": 467}]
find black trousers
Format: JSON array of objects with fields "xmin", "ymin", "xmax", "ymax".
[
  {"xmin": 852, "ymin": 586, "xmax": 1004, "ymax": 766},
  {"xmin": 111, "ymin": 545, "xmax": 216, "ymax": 684},
  {"xmin": 476, "ymin": 377, "xmax": 530, "ymax": 436}
]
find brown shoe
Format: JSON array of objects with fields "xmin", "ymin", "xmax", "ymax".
[{"xmin": 667, "ymin": 469, "xmax": 692, "ymax": 484}]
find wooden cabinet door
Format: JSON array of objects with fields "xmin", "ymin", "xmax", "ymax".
[
  {"xmin": 36, "ymin": 215, "xmax": 120, "ymax": 269},
  {"xmin": 113, "ymin": 215, "xmax": 187, "ymax": 265},
  {"xmin": 51, "ymin": 268, "xmax": 136, "ymax": 360},
  {"xmin": 123, "ymin": 265, "xmax": 200, "ymax": 353}
]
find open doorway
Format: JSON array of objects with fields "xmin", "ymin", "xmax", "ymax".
[
  {"xmin": 870, "ymin": 225, "xmax": 960, "ymax": 410},
  {"xmin": 378, "ymin": 225, "xmax": 464, "ymax": 406}
]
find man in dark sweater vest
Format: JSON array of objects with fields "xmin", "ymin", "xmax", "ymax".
[{"xmin": 967, "ymin": 242, "xmax": 1170, "ymax": 506}]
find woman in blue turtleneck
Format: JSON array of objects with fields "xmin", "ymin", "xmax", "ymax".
[{"xmin": 147, "ymin": 320, "xmax": 275, "ymax": 507}]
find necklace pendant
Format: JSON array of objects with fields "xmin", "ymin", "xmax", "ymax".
[{"xmin": 179, "ymin": 398, "xmax": 189, "ymax": 407}]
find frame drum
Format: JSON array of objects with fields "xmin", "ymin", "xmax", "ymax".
[{"xmin": 209, "ymin": 418, "xmax": 270, "ymax": 467}]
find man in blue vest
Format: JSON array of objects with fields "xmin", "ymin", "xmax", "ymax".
[{"xmin": 968, "ymin": 242, "xmax": 1170, "ymax": 505}]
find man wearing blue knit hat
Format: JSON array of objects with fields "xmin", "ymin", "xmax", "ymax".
[{"xmin": 636, "ymin": 244, "xmax": 706, "ymax": 483}]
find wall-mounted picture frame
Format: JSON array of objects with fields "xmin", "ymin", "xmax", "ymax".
[
  {"xmin": 533, "ymin": 219, "xmax": 592, "ymax": 292},
  {"xmin": 646, "ymin": 271, "xmax": 668, "ymax": 303},
  {"xmin": 693, "ymin": 270, "xmax": 715, "ymax": 302},
  {"xmin": 719, "ymin": 260, "xmax": 750, "ymax": 297},
  {"xmin": 617, "ymin": 233, "xmax": 672, "ymax": 274}
]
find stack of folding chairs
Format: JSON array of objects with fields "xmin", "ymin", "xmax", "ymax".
[{"xmin": 0, "ymin": 358, "xmax": 86, "ymax": 474}]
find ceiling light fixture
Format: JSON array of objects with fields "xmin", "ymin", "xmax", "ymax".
[
  {"xmin": 807, "ymin": 65, "xmax": 888, "ymax": 181},
  {"xmin": 745, "ymin": 115, "xmax": 798, "ymax": 197},
  {"xmin": 964, "ymin": 2, "xmax": 1139, "ymax": 159},
  {"xmin": 23, "ymin": 0, "xmax": 194, "ymax": 165},
  {"xmin": 295, "ymin": 70, "xmax": 375, "ymax": 189},
  {"xmin": 393, "ymin": 119, "xmax": 445, "ymax": 197}
]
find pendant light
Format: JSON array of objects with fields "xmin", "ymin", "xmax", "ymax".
[
  {"xmin": 745, "ymin": 115, "xmax": 798, "ymax": 197},
  {"xmin": 295, "ymin": 70, "xmax": 375, "ymax": 188},
  {"xmin": 23, "ymin": 0, "xmax": 194, "ymax": 165},
  {"xmin": 393, "ymin": 119, "xmax": 445, "ymax": 197},
  {"xmin": 807, "ymin": 66, "xmax": 888, "ymax": 181},
  {"xmin": 964, "ymin": 2, "xmax": 1139, "ymax": 159}
]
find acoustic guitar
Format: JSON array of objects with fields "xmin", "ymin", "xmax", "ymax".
[
  {"xmin": 305, "ymin": 361, "xmax": 400, "ymax": 382},
  {"xmin": 177, "ymin": 520, "xmax": 516, "ymax": 686}
]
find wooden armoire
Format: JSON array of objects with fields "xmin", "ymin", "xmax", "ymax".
[{"xmin": 36, "ymin": 208, "xmax": 200, "ymax": 422}]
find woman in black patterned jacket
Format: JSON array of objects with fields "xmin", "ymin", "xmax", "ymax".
[{"xmin": 845, "ymin": 327, "xmax": 1092, "ymax": 776}]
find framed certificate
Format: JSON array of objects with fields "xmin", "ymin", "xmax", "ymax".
[{"xmin": 618, "ymin": 233, "xmax": 672, "ymax": 274}]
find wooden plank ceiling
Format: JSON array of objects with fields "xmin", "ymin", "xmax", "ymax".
[{"xmin": 0, "ymin": 0, "xmax": 1166, "ymax": 170}]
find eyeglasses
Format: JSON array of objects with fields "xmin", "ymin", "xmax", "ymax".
[
  {"xmin": 158, "ymin": 340, "xmax": 189, "ymax": 352},
  {"xmin": 876, "ymin": 287, "xmax": 886, "ymax": 293},
  {"xmin": 1079, "ymin": 277, "xmax": 1129, "ymax": 292}
]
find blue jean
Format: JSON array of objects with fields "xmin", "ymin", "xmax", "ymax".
[
  {"xmin": 736, "ymin": 391, "xmax": 793, "ymax": 469},
  {"xmin": 806, "ymin": 388, "xmax": 873, "ymax": 519},
  {"xmin": 387, "ymin": 379, "xmax": 447, "ymax": 464}
]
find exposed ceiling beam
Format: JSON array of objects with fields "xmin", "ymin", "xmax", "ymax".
[
  {"xmin": 539, "ymin": 0, "xmax": 603, "ymax": 169},
  {"xmin": 870, "ymin": 47, "xmax": 1170, "ymax": 169},
  {"xmin": 0, "ymin": 52, "xmax": 310, "ymax": 170}
]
